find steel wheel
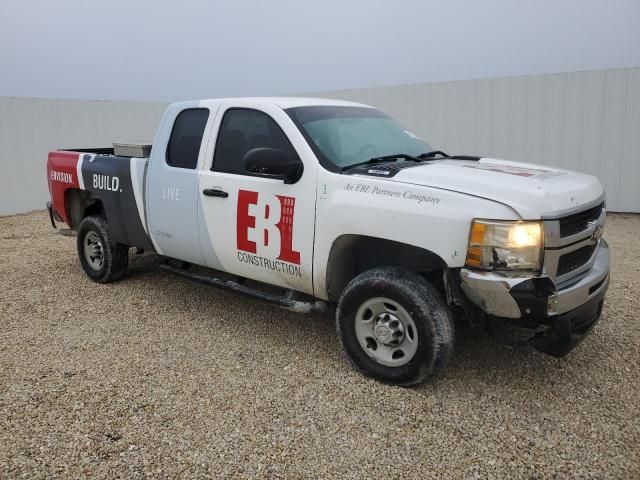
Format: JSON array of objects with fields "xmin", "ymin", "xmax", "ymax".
[
  {"xmin": 83, "ymin": 231, "xmax": 104, "ymax": 270},
  {"xmin": 354, "ymin": 297, "xmax": 418, "ymax": 367}
]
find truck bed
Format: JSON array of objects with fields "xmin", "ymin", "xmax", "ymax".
[
  {"xmin": 59, "ymin": 147, "xmax": 116, "ymax": 155},
  {"xmin": 47, "ymin": 149, "xmax": 153, "ymax": 251}
]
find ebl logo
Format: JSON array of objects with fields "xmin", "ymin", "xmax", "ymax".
[{"xmin": 237, "ymin": 190, "xmax": 301, "ymax": 265}]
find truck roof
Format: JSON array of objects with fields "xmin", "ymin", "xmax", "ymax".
[{"xmin": 173, "ymin": 97, "xmax": 373, "ymax": 110}]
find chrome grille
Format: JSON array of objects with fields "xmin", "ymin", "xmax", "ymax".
[
  {"xmin": 543, "ymin": 197, "xmax": 606, "ymax": 283},
  {"xmin": 557, "ymin": 244, "xmax": 598, "ymax": 276},
  {"xmin": 559, "ymin": 202, "xmax": 604, "ymax": 238}
]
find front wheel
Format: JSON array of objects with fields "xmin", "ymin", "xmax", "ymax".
[
  {"xmin": 76, "ymin": 215, "xmax": 129, "ymax": 283},
  {"xmin": 336, "ymin": 267, "xmax": 454, "ymax": 386}
]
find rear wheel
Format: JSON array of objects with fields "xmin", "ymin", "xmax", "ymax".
[
  {"xmin": 336, "ymin": 267, "xmax": 454, "ymax": 386},
  {"xmin": 76, "ymin": 216, "xmax": 129, "ymax": 283}
]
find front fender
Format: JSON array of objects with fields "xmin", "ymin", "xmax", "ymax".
[{"xmin": 312, "ymin": 172, "xmax": 519, "ymax": 300}]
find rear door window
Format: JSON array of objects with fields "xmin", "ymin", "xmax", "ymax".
[{"xmin": 166, "ymin": 108, "xmax": 209, "ymax": 169}]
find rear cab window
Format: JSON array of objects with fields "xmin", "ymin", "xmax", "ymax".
[{"xmin": 166, "ymin": 108, "xmax": 209, "ymax": 169}]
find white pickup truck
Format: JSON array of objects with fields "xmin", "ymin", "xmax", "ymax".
[{"xmin": 46, "ymin": 97, "xmax": 609, "ymax": 385}]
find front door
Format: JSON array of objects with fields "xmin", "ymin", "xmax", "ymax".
[{"xmin": 198, "ymin": 102, "xmax": 316, "ymax": 294}]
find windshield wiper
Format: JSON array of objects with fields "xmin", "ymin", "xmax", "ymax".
[
  {"xmin": 418, "ymin": 150, "xmax": 481, "ymax": 161},
  {"xmin": 417, "ymin": 150, "xmax": 449, "ymax": 159},
  {"xmin": 340, "ymin": 154, "xmax": 421, "ymax": 172}
]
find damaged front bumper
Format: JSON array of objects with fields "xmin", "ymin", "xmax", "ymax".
[{"xmin": 459, "ymin": 239, "xmax": 610, "ymax": 357}]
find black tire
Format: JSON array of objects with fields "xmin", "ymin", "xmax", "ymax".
[
  {"xmin": 336, "ymin": 267, "xmax": 454, "ymax": 386},
  {"xmin": 76, "ymin": 215, "xmax": 129, "ymax": 283}
]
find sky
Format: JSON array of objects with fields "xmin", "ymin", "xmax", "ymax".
[{"xmin": 1, "ymin": 0, "xmax": 639, "ymax": 102}]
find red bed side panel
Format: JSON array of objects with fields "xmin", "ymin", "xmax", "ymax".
[{"xmin": 47, "ymin": 150, "xmax": 81, "ymax": 226}]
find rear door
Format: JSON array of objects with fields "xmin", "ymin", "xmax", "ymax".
[
  {"xmin": 197, "ymin": 101, "xmax": 317, "ymax": 294},
  {"xmin": 146, "ymin": 102, "xmax": 220, "ymax": 265}
]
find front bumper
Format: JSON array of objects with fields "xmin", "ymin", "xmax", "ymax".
[
  {"xmin": 460, "ymin": 238, "xmax": 610, "ymax": 356},
  {"xmin": 529, "ymin": 285, "xmax": 605, "ymax": 357}
]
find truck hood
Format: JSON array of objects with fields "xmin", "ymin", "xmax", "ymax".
[{"xmin": 389, "ymin": 158, "xmax": 604, "ymax": 218}]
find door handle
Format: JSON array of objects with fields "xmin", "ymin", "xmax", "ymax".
[{"xmin": 203, "ymin": 188, "xmax": 229, "ymax": 198}]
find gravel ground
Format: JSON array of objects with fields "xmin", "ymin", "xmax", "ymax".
[{"xmin": 0, "ymin": 211, "xmax": 638, "ymax": 479}]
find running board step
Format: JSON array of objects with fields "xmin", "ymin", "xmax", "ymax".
[{"xmin": 159, "ymin": 263, "xmax": 327, "ymax": 313}]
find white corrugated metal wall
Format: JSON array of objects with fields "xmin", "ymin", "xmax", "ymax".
[
  {"xmin": 0, "ymin": 67, "xmax": 638, "ymax": 215},
  {"xmin": 306, "ymin": 67, "xmax": 640, "ymax": 213},
  {"xmin": 0, "ymin": 97, "xmax": 166, "ymax": 215}
]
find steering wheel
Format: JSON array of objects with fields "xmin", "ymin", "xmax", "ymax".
[
  {"xmin": 341, "ymin": 144, "xmax": 379, "ymax": 165},
  {"xmin": 357, "ymin": 144, "xmax": 378, "ymax": 158}
]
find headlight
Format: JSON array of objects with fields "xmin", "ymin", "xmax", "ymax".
[{"xmin": 466, "ymin": 220, "xmax": 543, "ymax": 271}]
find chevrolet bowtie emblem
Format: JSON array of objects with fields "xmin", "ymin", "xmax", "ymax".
[{"xmin": 588, "ymin": 221, "xmax": 604, "ymax": 243}]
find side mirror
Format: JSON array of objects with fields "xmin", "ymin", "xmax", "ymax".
[{"xmin": 243, "ymin": 147, "xmax": 303, "ymax": 184}]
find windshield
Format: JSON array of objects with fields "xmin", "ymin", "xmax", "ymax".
[{"xmin": 286, "ymin": 106, "xmax": 432, "ymax": 170}]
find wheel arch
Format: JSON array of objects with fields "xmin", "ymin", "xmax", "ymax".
[
  {"xmin": 65, "ymin": 189, "xmax": 106, "ymax": 229},
  {"xmin": 325, "ymin": 234, "xmax": 448, "ymax": 302}
]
